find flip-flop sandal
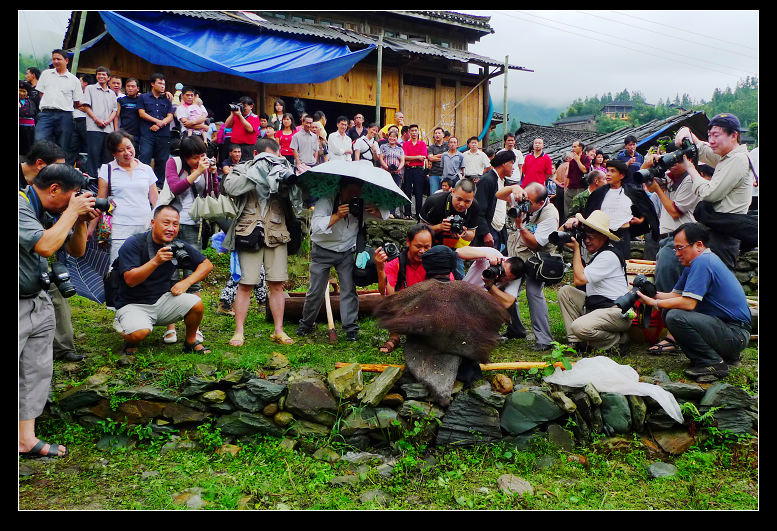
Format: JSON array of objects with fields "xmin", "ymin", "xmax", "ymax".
[
  {"xmin": 648, "ymin": 338, "xmax": 682, "ymax": 355},
  {"xmin": 183, "ymin": 340, "xmax": 212, "ymax": 355},
  {"xmin": 20, "ymin": 439, "xmax": 68, "ymax": 459},
  {"xmin": 270, "ymin": 332, "xmax": 295, "ymax": 345},
  {"xmin": 229, "ymin": 333, "xmax": 245, "ymax": 347},
  {"xmin": 163, "ymin": 329, "xmax": 178, "ymax": 344},
  {"xmin": 379, "ymin": 337, "xmax": 400, "ymax": 353}
]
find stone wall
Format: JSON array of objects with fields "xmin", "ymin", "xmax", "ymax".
[{"xmin": 48, "ymin": 354, "xmax": 757, "ymax": 456}]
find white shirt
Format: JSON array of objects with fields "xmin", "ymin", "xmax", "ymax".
[
  {"xmin": 461, "ymin": 150, "xmax": 491, "ymax": 177},
  {"xmin": 584, "ymin": 249, "xmax": 629, "ymax": 300},
  {"xmin": 327, "ymin": 131, "xmax": 354, "ymax": 162},
  {"xmin": 498, "ymin": 147, "xmax": 525, "ymax": 166},
  {"xmin": 491, "ymin": 176, "xmax": 507, "ymax": 231},
  {"xmin": 36, "ymin": 68, "xmax": 83, "ymax": 112},
  {"xmin": 353, "ymin": 136, "xmax": 378, "ymax": 161},
  {"xmin": 98, "ymin": 160, "xmax": 157, "ymax": 226},
  {"xmin": 659, "ymin": 173, "xmax": 699, "ymax": 234},
  {"xmin": 463, "ymin": 248, "xmax": 523, "ymax": 298},
  {"xmin": 600, "ymin": 187, "xmax": 633, "ymax": 230},
  {"xmin": 310, "ymin": 195, "xmax": 389, "ymax": 252}
]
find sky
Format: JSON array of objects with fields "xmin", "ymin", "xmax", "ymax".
[
  {"xmin": 19, "ymin": 10, "xmax": 759, "ymax": 109},
  {"xmin": 466, "ymin": 10, "xmax": 759, "ymax": 108}
]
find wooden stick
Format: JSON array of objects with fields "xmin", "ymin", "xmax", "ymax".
[
  {"xmin": 334, "ymin": 361, "xmax": 571, "ymax": 372},
  {"xmin": 750, "ymin": 334, "xmax": 758, "ymax": 342}
]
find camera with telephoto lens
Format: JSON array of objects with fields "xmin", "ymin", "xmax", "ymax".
[
  {"xmin": 448, "ymin": 214, "xmax": 465, "ymax": 235},
  {"xmin": 482, "ymin": 263, "xmax": 505, "ymax": 281},
  {"xmin": 634, "ymin": 138, "xmax": 699, "ymax": 185},
  {"xmin": 228, "ymin": 102, "xmax": 245, "ymax": 114},
  {"xmin": 382, "ymin": 241, "xmax": 400, "ymax": 261},
  {"xmin": 614, "ymin": 274, "xmax": 657, "ymax": 315},
  {"xmin": 549, "ymin": 227, "xmax": 585, "ymax": 246},
  {"xmin": 39, "ymin": 260, "xmax": 78, "ymax": 297},
  {"xmin": 74, "ymin": 173, "xmax": 113, "ymax": 213},
  {"xmin": 507, "ymin": 200, "xmax": 532, "ymax": 219},
  {"xmin": 348, "ymin": 197, "xmax": 364, "ymax": 218},
  {"xmin": 168, "ymin": 240, "xmax": 193, "ymax": 269}
]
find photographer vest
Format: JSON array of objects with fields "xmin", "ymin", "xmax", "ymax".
[{"xmin": 583, "ymin": 243, "xmax": 628, "ymax": 312}]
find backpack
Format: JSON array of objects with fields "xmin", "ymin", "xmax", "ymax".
[{"xmin": 525, "ymin": 252, "xmax": 566, "ymax": 285}]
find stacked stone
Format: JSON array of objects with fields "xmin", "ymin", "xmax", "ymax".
[{"xmin": 364, "ymin": 219, "xmax": 420, "ymax": 250}]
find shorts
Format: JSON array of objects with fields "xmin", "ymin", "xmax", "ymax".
[
  {"xmin": 113, "ymin": 292, "xmax": 200, "ymax": 335},
  {"xmin": 238, "ymin": 244, "xmax": 288, "ymax": 283}
]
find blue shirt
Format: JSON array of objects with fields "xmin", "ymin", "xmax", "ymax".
[
  {"xmin": 118, "ymin": 95, "xmax": 142, "ymax": 137},
  {"xmin": 673, "ymin": 249, "xmax": 750, "ymax": 326},
  {"xmin": 616, "ymin": 149, "xmax": 644, "ymax": 185},
  {"xmin": 137, "ymin": 92, "xmax": 173, "ymax": 137}
]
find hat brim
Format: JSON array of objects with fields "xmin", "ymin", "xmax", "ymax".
[{"xmin": 575, "ymin": 213, "xmax": 621, "ymax": 241}]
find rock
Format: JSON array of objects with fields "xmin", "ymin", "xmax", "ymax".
[
  {"xmin": 84, "ymin": 373, "xmax": 112, "ymax": 387},
  {"xmin": 115, "ymin": 386, "xmax": 178, "ymax": 402},
  {"xmin": 570, "ymin": 391, "xmax": 593, "ymax": 424},
  {"xmin": 141, "ymin": 470, "xmax": 160, "ymax": 479},
  {"xmin": 162, "ymin": 403, "xmax": 209, "ymax": 424},
  {"xmin": 649, "ymin": 461, "xmax": 678, "ymax": 478},
  {"xmin": 97, "ymin": 434, "xmax": 135, "ymax": 451},
  {"xmin": 734, "ymin": 270, "xmax": 753, "ymax": 284},
  {"xmin": 590, "ymin": 407, "xmax": 604, "ymax": 434},
  {"xmin": 546, "ymin": 423, "xmax": 574, "ymax": 452},
  {"xmin": 534, "ymin": 454, "xmax": 557, "ymax": 470},
  {"xmin": 194, "ymin": 363, "xmax": 217, "ymax": 377},
  {"xmin": 659, "ymin": 381, "xmax": 706, "ymax": 401},
  {"xmin": 502, "ymin": 432, "xmax": 548, "ymax": 451},
  {"xmin": 360, "ymin": 489, "xmax": 392, "ymax": 505},
  {"xmin": 471, "ymin": 383, "xmax": 507, "ymax": 409},
  {"xmin": 273, "ymin": 411, "xmax": 295, "ymax": 427},
  {"xmin": 219, "ymin": 370, "xmax": 245, "ymax": 385},
  {"xmin": 57, "ymin": 387, "xmax": 102, "ymax": 411},
  {"xmin": 567, "ymin": 454, "xmax": 588, "ymax": 467},
  {"xmin": 285, "ymin": 377, "xmax": 338, "ymax": 425},
  {"xmin": 181, "ymin": 377, "xmax": 218, "ymax": 397},
  {"xmin": 216, "ymin": 411, "xmax": 284, "ymax": 437},
  {"xmin": 570, "ymin": 410, "xmax": 591, "ymax": 442},
  {"xmin": 200, "ymin": 390, "xmax": 226, "ymax": 403},
  {"xmin": 245, "ymin": 378, "xmax": 286, "ymax": 403},
  {"xmin": 641, "ymin": 437, "xmax": 666, "ymax": 460},
  {"xmin": 279, "ymin": 438, "xmax": 297, "ymax": 452},
  {"xmin": 627, "ymin": 395, "xmax": 647, "ymax": 432},
  {"xmin": 227, "ymin": 388, "xmax": 264, "ymax": 413},
  {"xmin": 173, "ymin": 487, "xmax": 208, "ymax": 509},
  {"xmin": 330, "ymin": 474, "xmax": 360, "ymax": 486},
  {"xmin": 401, "ymin": 382, "xmax": 429, "ymax": 400},
  {"xmin": 341, "ymin": 407, "xmax": 403, "ymax": 438},
  {"xmin": 700, "ymin": 382, "xmax": 758, "ymax": 411},
  {"xmin": 600, "ymin": 393, "xmax": 632, "ymax": 434},
  {"xmin": 584, "ymin": 383, "xmax": 602, "ymax": 406},
  {"xmin": 500, "ymin": 389, "xmax": 564, "ymax": 436},
  {"xmin": 398, "ymin": 400, "xmax": 446, "ymax": 421},
  {"xmin": 215, "ymin": 444, "xmax": 241, "ymax": 457},
  {"xmin": 489, "ymin": 373, "xmax": 514, "ymax": 394},
  {"xmin": 376, "ymin": 463, "xmax": 395, "ymax": 478},
  {"xmin": 116, "ymin": 400, "xmax": 166, "ymax": 424},
  {"xmin": 263, "ymin": 403, "xmax": 279, "ymax": 417},
  {"xmin": 649, "ymin": 369, "xmax": 672, "ymax": 385},
  {"xmin": 646, "ymin": 408, "xmax": 682, "ymax": 430},
  {"xmin": 342, "ymin": 451, "xmax": 385, "ymax": 465},
  {"xmin": 550, "ymin": 391, "xmax": 577, "ymax": 413},
  {"xmin": 266, "ymin": 352, "xmax": 290, "ymax": 369},
  {"xmin": 289, "ymin": 418, "xmax": 331, "ymax": 437},
  {"xmin": 313, "ymin": 446, "xmax": 340, "ymax": 463},
  {"xmin": 358, "ymin": 366, "xmax": 403, "ymax": 407},
  {"xmin": 653, "ymin": 428, "xmax": 696, "ymax": 455},
  {"xmin": 436, "ymin": 391, "xmax": 502, "ymax": 446},
  {"xmin": 497, "ymin": 474, "xmax": 534, "ymax": 496},
  {"xmin": 702, "ymin": 407, "xmax": 756, "ymax": 435},
  {"xmin": 327, "ymin": 363, "xmax": 363, "ymax": 400},
  {"xmin": 379, "ymin": 393, "xmax": 404, "ymax": 407}
]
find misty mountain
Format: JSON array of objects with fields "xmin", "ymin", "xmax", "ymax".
[{"xmin": 492, "ymin": 100, "xmax": 567, "ymax": 128}]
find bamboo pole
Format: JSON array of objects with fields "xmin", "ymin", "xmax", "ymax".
[
  {"xmin": 70, "ymin": 11, "xmax": 88, "ymax": 74},
  {"xmin": 334, "ymin": 361, "xmax": 571, "ymax": 372}
]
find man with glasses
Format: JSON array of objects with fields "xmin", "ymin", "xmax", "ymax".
[{"xmin": 636, "ymin": 223, "xmax": 751, "ymax": 381}]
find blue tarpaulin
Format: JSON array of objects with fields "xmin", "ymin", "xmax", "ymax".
[{"xmin": 99, "ymin": 11, "xmax": 375, "ymax": 84}]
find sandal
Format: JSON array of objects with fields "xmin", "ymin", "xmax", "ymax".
[
  {"xmin": 183, "ymin": 340, "xmax": 212, "ymax": 354},
  {"xmin": 379, "ymin": 337, "xmax": 400, "ymax": 353},
  {"xmin": 195, "ymin": 329, "xmax": 204, "ymax": 343},
  {"xmin": 648, "ymin": 337, "xmax": 682, "ymax": 355},
  {"xmin": 229, "ymin": 333, "xmax": 245, "ymax": 347},
  {"xmin": 163, "ymin": 329, "xmax": 178, "ymax": 344},
  {"xmin": 270, "ymin": 332, "xmax": 295, "ymax": 345},
  {"xmin": 20, "ymin": 439, "xmax": 68, "ymax": 459}
]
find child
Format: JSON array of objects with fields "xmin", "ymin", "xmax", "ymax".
[
  {"xmin": 19, "ymin": 81, "xmax": 37, "ymax": 156},
  {"xmin": 436, "ymin": 177, "xmax": 453, "ymax": 194}
]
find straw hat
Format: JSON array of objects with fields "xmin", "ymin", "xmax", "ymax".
[{"xmin": 575, "ymin": 210, "xmax": 620, "ymax": 241}]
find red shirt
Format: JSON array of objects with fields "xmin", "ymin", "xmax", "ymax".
[
  {"xmin": 403, "ymin": 140, "xmax": 427, "ymax": 167},
  {"xmin": 385, "ymin": 256, "xmax": 454, "ymax": 289},
  {"xmin": 230, "ymin": 113, "xmax": 261, "ymax": 145},
  {"xmin": 275, "ymin": 130, "xmax": 295, "ymax": 156},
  {"xmin": 521, "ymin": 152, "xmax": 554, "ymax": 187}
]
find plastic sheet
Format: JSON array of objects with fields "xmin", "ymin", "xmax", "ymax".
[{"xmin": 544, "ymin": 356, "xmax": 683, "ymax": 423}]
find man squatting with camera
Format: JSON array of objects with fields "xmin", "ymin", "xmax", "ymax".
[
  {"xmin": 112, "ymin": 204, "xmax": 214, "ymax": 355},
  {"xmin": 296, "ymin": 177, "xmax": 389, "ymax": 342},
  {"xmin": 19, "ymin": 164, "xmax": 100, "ymax": 457}
]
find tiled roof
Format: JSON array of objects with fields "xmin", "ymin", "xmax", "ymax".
[
  {"xmin": 552, "ymin": 114, "xmax": 595, "ymax": 125},
  {"xmin": 399, "ymin": 11, "xmax": 494, "ymax": 33}
]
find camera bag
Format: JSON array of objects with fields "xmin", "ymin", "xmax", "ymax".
[
  {"xmin": 525, "ymin": 252, "xmax": 565, "ymax": 285},
  {"xmin": 96, "ymin": 164, "xmax": 113, "ymax": 250},
  {"xmin": 103, "ymin": 257, "xmax": 121, "ymax": 308}
]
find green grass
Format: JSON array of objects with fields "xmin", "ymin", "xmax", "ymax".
[{"xmin": 21, "ymin": 250, "xmax": 758, "ymax": 510}]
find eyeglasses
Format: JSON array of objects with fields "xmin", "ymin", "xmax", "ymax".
[{"xmin": 673, "ymin": 243, "xmax": 692, "ymax": 253}]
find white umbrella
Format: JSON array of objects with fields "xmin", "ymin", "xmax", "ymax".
[{"xmin": 297, "ymin": 160, "xmax": 410, "ymax": 209}]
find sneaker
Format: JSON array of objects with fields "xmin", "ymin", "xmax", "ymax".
[
  {"xmin": 345, "ymin": 331, "xmax": 359, "ymax": 342},
  {"xmin": 684, "ymin": 362, "xmax": 730, "ymax": 380}
]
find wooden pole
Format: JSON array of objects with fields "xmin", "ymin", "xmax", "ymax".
[
  {"xmin": 503, "ymin": 55, "xmax": 509, "ymax": 137},
  {"xmin": 334, "ymin": 361, "xmax": 571, "ymax": 372},
  {"xmin": 375, "ymin": 31, "xmax": 383, "ymax": 125},
  {"xmin": 70, "ymin": 11, "xmax": 88, "ymax": 74}
]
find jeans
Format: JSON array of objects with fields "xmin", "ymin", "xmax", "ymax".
[
  {"xmin": 34, "ymin": 110, "xmax": 73, "ymax": 151},
  {"xmin": 139, "ymin": 133, "xmax": 171, "ymax": 187},
  {"xmin": 429, "ymin": 174, "xmax": 442, "ymax": 195},
  {"xmin": 86, "ymin": 131, "xmax": 110, "ymax": 178},
  {"xmin": 665, "ymin": 309, "xmax": 750, "ymax": 366},
  {"xmin": 67, "ymin": 117, "xmax": 88, "ymax": 166},
  {"xmin": 403, "ymin": 166, "xmax": 426, "ymax": 217}
]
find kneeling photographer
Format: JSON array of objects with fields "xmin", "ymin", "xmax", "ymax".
[
  {"xmin": 557, "ymin": 210, "xmax": 632, "ymax": 355},
  {"xmin": 19, "ymin": 163, "xmax": 100, "ymax": 458},
  {"xmin": 635, "ymin": 223, "xmax": 751, "ymax": 381},
  {"xmin": 498, "ymin": 182, "xmax": 559, "ymax": 350},
  {"xmin": 111, "ymin": 204, "xmax": 214, "ymax": 355},
  {"xmin": 459, "ymin": 245, "xmax": 526, "ymax": 342}
]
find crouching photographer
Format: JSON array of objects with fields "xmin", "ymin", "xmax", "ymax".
[
  {"xmin": 635, "ymin": 223, "xmax": 751, "ymax": 381},
  {"xmin": 557, "ymin": 210, "xmax": 632, "ymax": 355},
  {"xmin": 459, "ymin": 245, "xmax": 526, "ymax": 342},
  {"xmin": 19, "ymin": 163, "xmax": 100, "ymax": 458},
  {"xmin": 111, "ymin": 204, "xmax": 214, "ymax": 356}
]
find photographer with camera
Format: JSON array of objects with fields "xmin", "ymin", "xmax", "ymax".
[
  {"xmin": 474, "ymin": 150, "xmax": 519, "ymax": 250},
  {"xmin": 635, "ymin": 223, "xmax": 751, "ymax": 380},
  {"xmin": 615, "ymin": 135, "xmax": 645, "ymax": 186},
  {"xmin": 557, "ymin": 210, "xmax": 632, "ymax": 355},
  {"xmin": 111, "ymin": 204, "xmax": 213, "ymax": 355},
  {"xmin": 225, "ymin": 96, "xmax": 261, "ymax": 162},
  {"xmin": 497, "ymin": 182, "xmax": 559, "ymax": 350},
  {"xmin": 419, "ymin": 178, "xmax": 481, "ymax": 279},
  {"xmin": 19, "ymin": 163, "xmax": 99, "ymax": 458},
  {"xmin": 673, "ymin": 113, "xmax": 756, "ymax": 270},
  {"xmin": 296, "ymin": 177, "xmax": 389, "ymax": 342}
]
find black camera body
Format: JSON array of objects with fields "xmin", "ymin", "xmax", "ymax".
[
  {"xmin": 228, "ymin": 103, "xmax": 245, "ymax": 114},
  {"xmin": 482, "ymin": 263, "xmax": 505, "ymax": 281},
  {"xmin": 614, "ymin": 274, "xmax": 657, "ymax": 314},
  {"xmin": 507, "ymin": 200, "xmax": 532, "ymax": 219},
  {"xmin": 634, "ymin": 138, "xmax": 699, "ymax": 185},
  {"xmin": 549, "ymin": 227, "xmax": 584, "ymax": 246},
  {"xmin": 348, "ymin": 197, "xmax": 364, "ymax": 218},
  {"xmin": 448, "ymin": 214, "xmax": 465, "ymax": 235},
  {"xmin": 168, "ymin": 240, "xmax": 193, "ymax": 269},
  {"xmin": 382, "ymin": 241, "xmax": 401, "ymax": 261},
  {"xmin": 387, "ymin": 163, "xmax": 399, "ymax": 173},
  {"xmin": 74, "ymin": 173, "xmax": 113, "ymax": 213},
  {"xmin": 40, "ymin": 260, "xmax": 77, "ymax": 297}
]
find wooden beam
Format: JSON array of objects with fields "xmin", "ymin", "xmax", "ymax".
[{"xmin": 334, "ymin": 361, "xmax": 571, "ymax": 372}]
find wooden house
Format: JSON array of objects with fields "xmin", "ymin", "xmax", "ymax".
[{"xmin": 61, "ymin": 10, "xmax": 531, "ymax": 143}]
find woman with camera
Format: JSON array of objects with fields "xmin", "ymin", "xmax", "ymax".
[
  {"xmin": 159, "ymin": 135, "xmax": 217, "ymax": 344},
  {"xmin": 88, "ymin": 129, "xmax": 159, "ymax": 263}
]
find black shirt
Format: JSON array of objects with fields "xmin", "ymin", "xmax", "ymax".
[
  {"xmin": 115, "ymin": 231, "xmax": 206, "ymax": 309},
  {"xmin": 419, "ymin": 191, "xmax": 481, "ymax": 248},
  {"xmin": 118, "ymin": 95, "xmax": 142, "ymax": 137},
  {"xmin": 428, "ymin": 142, "xmax": 449, "ymax": 176}
]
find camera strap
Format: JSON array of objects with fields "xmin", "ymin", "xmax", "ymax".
[{"xmin": 397, "ymin": 249, "xmax": 409, "ymax": 290}]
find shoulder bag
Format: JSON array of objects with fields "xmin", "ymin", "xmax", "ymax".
[{"xmin": 525, "ymin": 251, "xmax": 566, "ymax": 285}]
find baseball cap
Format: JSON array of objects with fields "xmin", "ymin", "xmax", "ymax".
[{"xmin": 708, "ymin": 113, "xmax": 741, "ymax": 132}]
